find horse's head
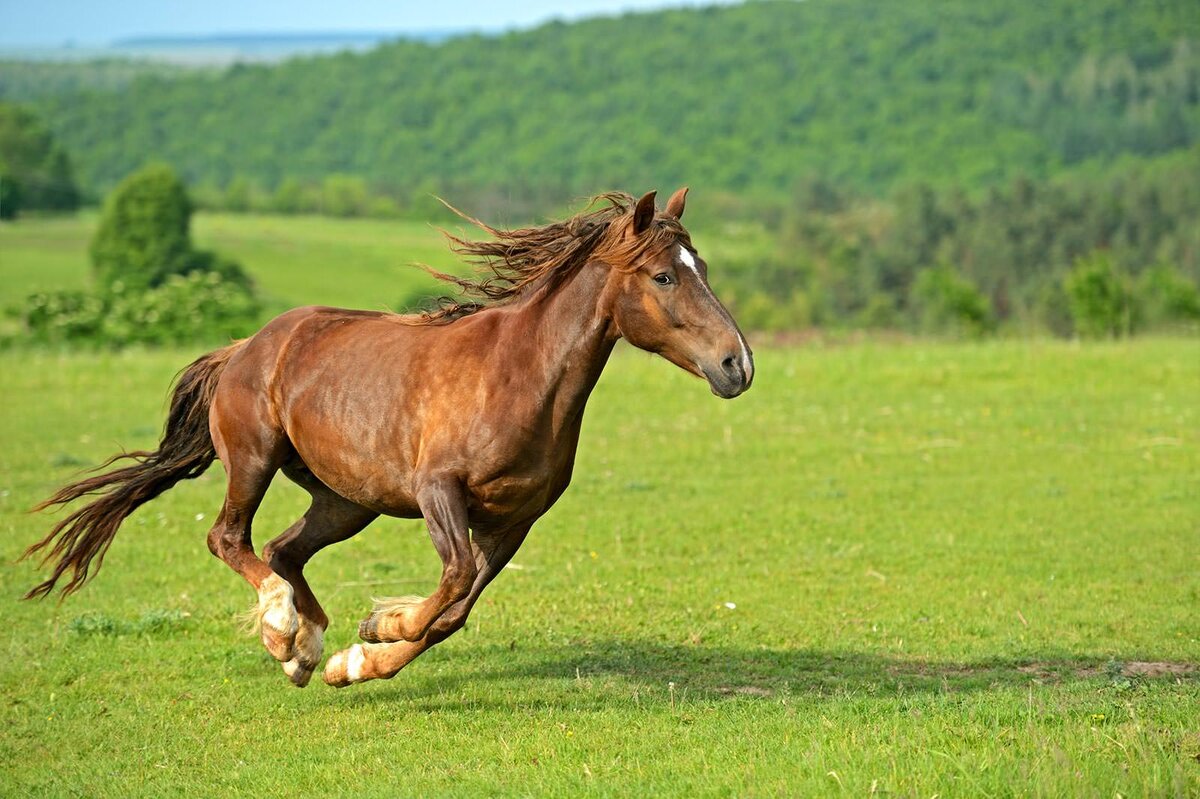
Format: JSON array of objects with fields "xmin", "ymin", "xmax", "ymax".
[{"xmin": 606, "ymin": 188, "xmax": 754, "ymax": 399}]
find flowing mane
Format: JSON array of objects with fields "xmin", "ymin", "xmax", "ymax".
[{"xmin": 414, "ymin": 191, "xmax": 692, "ymax": 323}]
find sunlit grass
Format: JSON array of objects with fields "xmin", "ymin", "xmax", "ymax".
[
  {"xmin": 0, "ymin": 211, "xmax": 458, "ymax": 314},
  {"xmin": 0, "ymin": 339, "xmax": 1196, "ymax": 796}
]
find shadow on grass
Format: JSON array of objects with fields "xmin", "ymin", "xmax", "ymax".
[{"xmin": 336, "ymin": 638, "xmax": 1197, "ymax": 708}]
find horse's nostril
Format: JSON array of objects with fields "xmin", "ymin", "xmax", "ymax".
[{"xmin": 721, "ymin": 355, "xmax": 739, "ymax": 376}]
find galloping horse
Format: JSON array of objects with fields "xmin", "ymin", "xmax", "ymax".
[{"xmin": 25, "ymin": 188, "xmax": 754, "ymax": 688}]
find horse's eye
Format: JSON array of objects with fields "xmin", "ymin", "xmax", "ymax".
[{"xmin": 653, "ymin": 273, "xmax": 673, "ymax": 286}]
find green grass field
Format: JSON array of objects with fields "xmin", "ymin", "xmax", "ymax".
[
  {"xmin": 0, "ymin": 211, "xmax": 776, "ymax": 316},
  {"xmin": 1, "ymin": 212, "xmax": 1198, "ymax": 794},
  {"xmin": 0, "ymin": 337, "xmax": 1197, "ymax": 796},
  {"xmin": 0, "ymin": 212, "xmax": 465, "ymax": 314}
]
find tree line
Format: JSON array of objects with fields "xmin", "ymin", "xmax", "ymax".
[
  {"xmin": 4, "ymin": 0, "xmax": 1196, "ymax": 205},
  {"xmin": 715, "ymin": 149, "xmax": 1200, "ymax": 336},
  {"xmin": 0, "ymin": 102, "xmax": 79, "ymax": 217}
]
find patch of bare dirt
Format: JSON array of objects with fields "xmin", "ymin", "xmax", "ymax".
[
  {"xmin": 715, "ymin": 685, "xmax": 774, "ymax": 697},
  {"xmin": 1021, "ymin": 661, "xmax": 1198, "ymax": 679}
]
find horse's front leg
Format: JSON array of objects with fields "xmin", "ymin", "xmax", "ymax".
[
  {"xmin": 324, "ymin": 522, "xmax": 531, "ymax": 687},
  {"xmin": 362, "ymin": 477, "xmax": 477, "ymax": 644}
]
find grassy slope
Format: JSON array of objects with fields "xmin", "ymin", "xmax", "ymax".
[
  {"xmin": 0, "ymin": 211, "xmax": 776, "ymax": 316},
  {"xmin": 0, "ymin": 339, "xmax": 1196, "ymax": 796},
  {"xmin": 0, "ymin": 212, "xmax": 459, "ymax": 314}
]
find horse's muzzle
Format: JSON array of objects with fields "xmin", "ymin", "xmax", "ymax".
[{"xmin": 704, "ymin": 352, "xmax": 753, "ymax": 399}]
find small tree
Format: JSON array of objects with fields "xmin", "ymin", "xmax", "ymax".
[
  {"xmin": 1063, "ymin": 252, "xmax": 1132, "ymax": 338},
  {"xmin": 322, "ymin": 174, "xmax": 369, "ymax": 217},
  {"xmin": 90, "ymin": 164, "xmax": 194, "ymax": 294},
  {"xmin": 0, "ymin": 102, "xmax": 80, "ymax": 211},
  {"xmin": 911, "ymin": 266, "xmax": 993, "ymax": 337},
  {"xmin": 1135, "ymin": 264, "xmax": 1200, "ymax": 330},
  {"xmin": 0, "ymin": 167, "xmax": 20, "ymax": 220},
  {"xmin": 17, "ymin": 162, "xmax": 263, "ymax": 347}
]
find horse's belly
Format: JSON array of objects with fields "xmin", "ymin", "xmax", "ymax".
[
  {"xmin": 287, "ymin": 425, "xmax": 422, "ymax": 516},
  {"xmin": 468, "ymin": 474, "xmax": 549, "ymax": 522}
]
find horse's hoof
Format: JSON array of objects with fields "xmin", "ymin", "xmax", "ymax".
[
  {"xmin": 323, "ymin": 644, "xmax": 366, "ymax": 688},
  {"xmin": 358, "ymin": 614, "xmax": 382, "ymax": 643},
  {"xmin": 357, "ymin": 609, "xmax": 421, "ymax": 643},
  {"xmin": 280, "ymin": 622, "xmax": 324, "ymax": 687},
  {"xmin": 282, "ymin": 658, "xmax": 314, "ymax": 687}
]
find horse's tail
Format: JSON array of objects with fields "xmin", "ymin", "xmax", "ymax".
[{"xmin": 23, "ymin": 341, "xmax": 244, "ymax": 599}]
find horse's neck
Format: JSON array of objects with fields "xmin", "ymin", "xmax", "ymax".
[{"xmin": 515, "ymin": 260, "xmax": 617, "ymax": 433}]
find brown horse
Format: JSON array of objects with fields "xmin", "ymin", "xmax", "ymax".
[{"xmin": 25, "ymin": 188, "xmax": 753, "ymax": 688}]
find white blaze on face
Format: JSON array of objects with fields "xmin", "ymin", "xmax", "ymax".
[
  {"xmin": 676, "ymin": 245, "xmax": 754, "ymax": 383},
  {"xmin": 677, "ymin": 245, "xmax": 697, "ymax": 272}
]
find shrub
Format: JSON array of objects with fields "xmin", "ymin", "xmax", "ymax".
[
  {"xmin": 857, "ymin": 293, "xmax": 900, "ymax": 330},
  {"xmin": 19, "ymin": 290, "xmax": 106, "ymax": 342},
  {"xmin": 911, "ymin": 266, "xmax": 993, "ymax": 337},
  {"xmin": 11, "ymin": 163, "xmax": 260, "ymax": 348},
  {"xmin": 322, "ymin": 174, "xmax": 370, "ymax": 217},
  {"xmin": 1134, "ymin": 264, "xmax": 1200, "ymax": 330},
  {"xmin": 222, "ymin": 175, "xmax": 257, "ymax": 213},
  {"xmin": 20, "ymin": 272, "xmax": 260, "ymax": 347},
  {"xmin": 90, "ymin": 163, "xmax": 195, "ymax": 293},
  {"xmin": 0, "ymin": 171, "xmax": 18, "ymax": 220},
  {"xmin": 1031, "ymin": 279, "xmax": 1074, "ymax": 337},
  {"xmin": 1063, "ymin": 252, "xmax": 1132, "ymax": 338},
  {"xmin": 101, "ymin": 271, "xmax": 261, "ymax": 346}
]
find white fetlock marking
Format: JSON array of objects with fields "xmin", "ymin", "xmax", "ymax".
[
  {"xmin": 346, "ymin": 644, "xmax": 365, "ymax": 682},
  {"xmin": 258, "ymin": 574, "xmax": 297, "ymax": 635}
]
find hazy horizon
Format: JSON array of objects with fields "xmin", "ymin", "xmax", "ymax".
[{"xmin": 0, "ymin": 0, "xmax": 741, "ymax": 48}]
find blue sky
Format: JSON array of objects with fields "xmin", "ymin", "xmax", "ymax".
[{"xmin": 0, "ymin": 1, "xmax": 736, "ymax": 46}]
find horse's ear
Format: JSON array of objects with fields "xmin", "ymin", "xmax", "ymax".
[
  {"xmin": 633, "ymin": 190, "xmax": 657, "ymax": 235},
  {"xmin": 665, "ymin": 187, "xmax": 688, "ymax": 220}
]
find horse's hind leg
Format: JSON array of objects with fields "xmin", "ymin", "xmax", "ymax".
[
  {"xmin": 261, "ymin": 464, "xmax": 377, "ymax": 687},
  {"xmin": 206, "ymin": 384, "xmax": 302, "ymax": 663},
  {"xmin": 207, "ymin": 452, "xmax": 297, "ymax": 660}
]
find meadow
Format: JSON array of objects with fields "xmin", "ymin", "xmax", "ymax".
[
  {"xmin": 0, "ymin": 210, "xmax": 777, "ymax": 315},
  {"xmin": 0, "ymin": 213, "xmax": 1198, "ymax": 796}
]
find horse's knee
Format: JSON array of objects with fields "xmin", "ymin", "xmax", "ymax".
[{"xmin": 444, "ymin": 561, "xmax": 477, "ymax": 600}]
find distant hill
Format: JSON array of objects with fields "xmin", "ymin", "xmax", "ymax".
[
  {"xmin": 0, "ymin": 30, "xmax": 464, "ymax": 67},
  {"xmin": 108, "ymin": 31, "xmax": 465, "ymax": 64},
  {"xmin": 4, "ymin": 0, "xmax": 1198, "ymax": 201}
]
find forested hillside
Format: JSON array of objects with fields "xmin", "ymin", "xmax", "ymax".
[
  {"xmin": 0, "ymin": 59, "xmax": 197, "ymax": 102},
  {"xmin": 6, "ymin": 0, "xmax": 1198, "ymax": 204}
]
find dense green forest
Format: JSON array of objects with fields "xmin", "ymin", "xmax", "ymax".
[
  {"xmin": 0, "ymin": 102, "xmax": 79, "ymax": 216},
  {"xmin": 719, "ymin": 148, "xmax": 1200, "ymax": 335},
  {"xmin": 0, "ymin": 58, "xmax": 196, "ymax": 103},
  {"xmin": 3, "ymin": 0, "xmax": 1197, "ymax": 206},
  {"xmin": 2, "ymin": 0, "xmax": 1198, "ymax": 339}
]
